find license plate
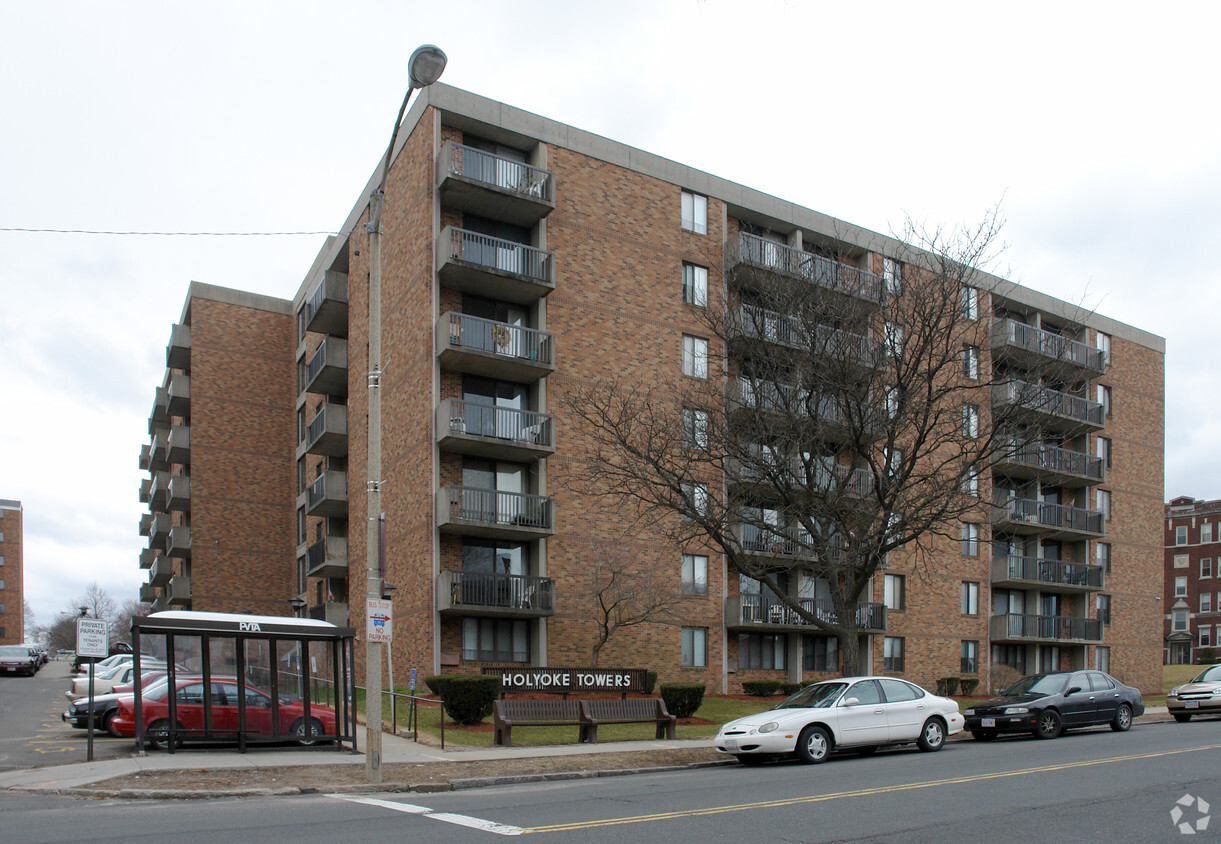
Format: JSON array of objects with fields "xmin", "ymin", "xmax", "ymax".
[
  {"xmin": 725, "ymin": 739, "xmax": 738, "ymax": 750},
  {"xmin": 1187, "ymin": 702, "xmax": 1200, "ymax": 709},
  {"xmin": 981, "ymin": 718, "xmax": 996, "ymax": 728}
]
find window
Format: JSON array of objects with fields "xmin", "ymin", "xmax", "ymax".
[
  {"xmin": 1096, "ymin": 489, "xmax": 1111, "ymax": 521},
  {"xmin": 1202, "ymin": 593, "xmax": 1212, "ymax": 614},
  {"xmin": 682, "ymin": 627, "xmax": 708, "ymax": 667},
  {"xmin": 961, "ymin": 286, "xmax": 979, "ymax": 320},
  {"xmin": 1176, "ymin": 526, "xmax": 1189, "ymax": 546},
  {"xmin": 682, "ymin": 262, "xmax": 708, "ymax": 306},
  {"xmin": 1205, "ymin": 523, "xmax": 1215, "ymax": 544},
  {"xmin": 962, "ymin": 344, "xmax": 980, "ymax": 379},
  {"xmin": 681, "ymin": 190, "xmax": 707, "ymax": 234},
  {"xmin": 886, "ymin": 447, "xmax": 904, "ymax": 479},
  {"xmin": 884, "ymin": 322, "xmax": 904, "ymax": 357},
  {"xmin": 962, "ymin": 523, "xmax": 980, "ymax": 556},
  {"xmin": 884, "ymin": 574, "xmax": 906, "ymax": 610},
  {"xmin": 803, "ymin": 636, "xmax": 839, "ymax": 672},
  {"xmin": 1097, "ymin": 594, "xmax": 1112, "ymax": 625},
  {"xmin": 962, "ymin": 404, "xmax": 980, "ymax": 438},
  {"xmin": 1174, "ymin": 554, "xmax": 1190, "ymax": 569},
  {"xmin": 738, "ymin": 633, "xmax": 785, "ymax": 670},
  {"xmin": 1201, "ymin": 627, "xmax": 1213, "ymax": 649},
  {"xmin": 682, "ymin": 334, "xmax": 708, "ymax": 378},
  {"xmin": 961, "ymin": 581, "xmax": 980, "ymax": 615},
  {"xmin": 1096, "ymin": 331, "xmax": 1111, "ymax": 363},
  {"xmin": 1174, "ymin": 611, "xmax": 1189, "ymax": 632},
  {"xmin": 883, "ymin": 637, "xmax": 905, "ymax": 672},
  {"xmin": 1097, "ymin": 384, "xmax": 1112, "ymax": 417},
  {"xmin": 1096, "ymin": 542, "xmax": 1112, "ymax": 572},
  {"xmin": 961, "ymin": 641, "xmax": 979, "ymax": 674},
  {"xmin": 961, "ymin": 464, "xmax": 980, "ymax": 497},
  {"xmin": 681, "ymin": 408, "xmax": 709, "ymax": 449},
  {"xmin": 1095, "ymin": 646, "xmax": 1111, "ymax": 673},
  {"xmin": 1097, "ymin": 437, "xmax": 1112, "ymax": 469},
  {"xmin": 1203, "ymin": 558, "xmax": 1213, "ymax": 579},
  {"xmin": 681, "ymin": 554, "xmax": 708, "ymax": 596},
  {"xmin": 296, "ymin": 557, "xmax": 307, "ymax": 594},
  {"xmin": 681, "ymin": 482, "xmax": 708, "ymax": 518},
  {"xmin": 884, "ymin": 385, "xmax": 900, "ymax": 419},
  {"xmin": 883, "ymin": 258, "xmax": 902, "ymax": 295},
  {"xmin": 462, "ymin": 617, "xmax": 529, "ymax": 663},
  {"xmin": 1175, "ymin": 576, "xmax": 1188, "ymax": 597}
]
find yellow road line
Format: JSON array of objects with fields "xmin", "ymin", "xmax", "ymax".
[{"xmin": 525, "ymin": 743, "xmax": 1221, "ymax": 834}]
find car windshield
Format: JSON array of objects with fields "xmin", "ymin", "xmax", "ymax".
[
  {"xmin": 1003, "ymin": 674, "xmax": 1067, "ymax": 696},
  {"xmin": 775, "ymin": 682, "xmax": 848, "ymax": 709},
  {"xmin": 1191, "ymin": 665, "xmax": 1221, "ymax": 684}
]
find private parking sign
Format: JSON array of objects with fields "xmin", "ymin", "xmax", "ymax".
[{"xmin": 76, "ymin": 618, "xmax": 109, "ymax": 658}]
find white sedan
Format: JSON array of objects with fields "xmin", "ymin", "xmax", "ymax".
[{"xmin": 715, "ymin": 676, "xmax": 964, "ymax": 765}]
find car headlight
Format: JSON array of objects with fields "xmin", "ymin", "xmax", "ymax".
[
  {"xmin": 758, "ymin": 721, "xmax": 780, "ymax": 733},
  {"xmin": 964, "ymin": 709, "xmax": 975, "ymax": 716},
  {"xmin": 1003, "ymin": 707, "xmax": 1029, "ymax": 715}
]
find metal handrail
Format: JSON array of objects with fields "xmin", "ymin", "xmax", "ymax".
[
  {"xmin": 444, "ymin": 571, "xmax": 555, "ymax": 611},
  {"xmin": 444, "ymin": 228, "xmax": 554, "ymax": 284},
  {"xmin": 992, "ymin": 555, "xmax": 1105, "ymax": 588},
  {"xmin": 993, "ymin": 319, "xmax": 1106, "ymax": 373},
  {"xmin": 445, "ymin": 485, "xmax": 553, "ymax": 529},
  {"xmin": 728, "ymin": 232, "xmax": 883, "ymax": 303},
  {"xmin": 443, "ymin": 312, "xmax": 554, "ymax": 365},
  {"xmin": 446, "ymin": 143, "xmax": 554, "ymax": 202},
  {"xmin": 1001, "ymin": 440, "xmax": 1104, "ymax": 480},
  {"xmin": 992, "ymin": 497, "xmax": 1104, "ymax": 533},
  {"xmin": 445, "ymin": 400, "xmax": 553, "ymax": 446},
  {"xmin": 993, "ymin": 380, "xmax": 1105, "ymax": 426}
]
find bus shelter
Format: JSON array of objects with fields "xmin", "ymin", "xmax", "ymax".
[{"xmin": 131, "ymin": 611, "xmax": 356, "ymax": 754}]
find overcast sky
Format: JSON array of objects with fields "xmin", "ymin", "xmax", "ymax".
[{"xmin": 2, "ymin": 1, "xmax": 1214, "ymax": 628}]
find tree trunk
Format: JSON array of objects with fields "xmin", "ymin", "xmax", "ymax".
[{"xmin": 838, "ymin": 623, "xmax": 863, "ymax": 675}]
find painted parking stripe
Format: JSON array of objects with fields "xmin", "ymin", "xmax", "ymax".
[{"xmin": 326, "ymin": 794, "xmax": 524, "ymax": 836}]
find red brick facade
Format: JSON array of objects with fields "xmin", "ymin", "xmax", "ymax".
[
  {"xmin": 0, "ymin": 500, "xmax": 23, "ymax": 644},
  {"xmin": 1164, "ymin": 496, "xmax": 1221, "ymax": 664}
]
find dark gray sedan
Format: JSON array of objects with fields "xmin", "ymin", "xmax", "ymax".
[{"xmin": 964, "ymin": 671, "xmax": 1143, "ymax": 740}]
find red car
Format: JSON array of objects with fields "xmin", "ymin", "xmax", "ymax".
[{"xmin": 111, "ymin": 676, "xmax": 336, "ymax": 749}]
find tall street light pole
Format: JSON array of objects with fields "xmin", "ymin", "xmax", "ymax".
[{"xmin": 365, "ymin": 44, "xmax": 447, "ymax": 784}]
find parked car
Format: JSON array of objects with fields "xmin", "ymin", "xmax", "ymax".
[
  {"xmin": 964, "ymin": 670, "xmax": 1143, "ymax": 740},
  {"xmin": 63, "ymin": 671, "xmax": 171, "ymax": 736},
  {"xmin": 1167, "ymin": 664, "xmax": 1221, "ymax": 721},
  {"xmin": 21, "ymin": 643, "xmax": 48, "ymax": 667},
  {"xmin": 0, "ymin": 645, "xmax": 40, "ymax": 676},
  {"xmin": 65, "ymin": 662, "xmax": 167, "ymax": 701},
  {"xmin": 111, "ymin": 676, "xmax": 337, "ymax": 749},
  {"xmin": 73, "ymin": 653, "xmax": 132, "ymax": 675},
  {"xmin": 715, "ymin": 676, "xmax": 964, "ymax": 765}
]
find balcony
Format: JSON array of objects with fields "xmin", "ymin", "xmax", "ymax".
[
  {"xmin": 139, "ymin": 513, "xmax": 152, "ymax": 537},
  {"xmin": 305, "ymin": 536, "xmax": 348, "ymax": 580},
  {"xmin": 166, "ymin": 374, "xmax": 190, "ymax": 417},
  {"xmin": 150, "ymin": 555, "xmax": 174, "ymax": 587},
  {"xmin": 437, "ymin": 312, "xmax": 555, "ymax": 382},
  {"xmin": 304, "ymin": 403, "xmax": 348, "ymax": 457},
  {"xmin": 149, "ymin": 513, "xmax": 171, "ymax": 545},
  {"xmin": 149, "ymin": 430, "xmax": 169, "ymax": 472},
  {"xmin": 992, "ymin": 319, "xmax": 1106, "ymax": 377},
  {"xmin": 151, "ymin": 386, "xmax": 169, "ymax": 424},
  {"xmin": 994, "ymin": 441, "xmax": 1104, "ymax": 487},
  {"xmin": 140, "ymin": 548, "xmax": 156, "ymax": 569},
  {"xmin": 139, "ymin": 477, "xmax": 152, "ymax": 504},
  {"xmin": 302, "ymin": 337, "xmax": 348, "ymax": 397},
  {"xmin": 308, "ymin": 601, "xmax": 349, "ymax": 626},
  {"xmin": 991, "ymin": 555, "xmax": 1104, "ymax": 593},
  {"xmin": 437, "ymin": 399, "xmax": 555, "ymax": 461},
  {"xmin": 148, "ymin": 471, "xmax": 171, "ymax": 512},
  {"xmin": 992, "ymin": 497, "xmax": 1104, "ymax": 539},
  {"xmin": 139, "ymin": 444, "xmax": 151, "ymax": 471},
  {"xmin": 437, "ymin": 485, "xmax": 555, "ymax": 540},
  {"xmin": 728, "ymin": 378, "xmax": 879, "ymax": 441},
  {"xmin": 437, "ymin": 227, "xmax": 555, "ymax": 304},
  {"xmin": 167, "ymin": 575, "xmax": 191, "ymax": 607},
  {"xmin": 139, "ymin": 583, "xmax": 158, "ymax": 604},
  {"xmin": 167, "ymin": 525, "xmax": 191, "ymax": 559},
  {"xmin": 729, "ymin": 449, "xmax": 874, "ymax": 499},
  {"xmin": 306, "ymin": 471, "xmax": 348, "ymax": 518},
  {"xmin": 725, "ymin": 232, "xmax": 883, "ymax": 306},
  {"xmin": 168, "ymin": 475, "xmax": 191, "ymax": 512},
  {"xmin": 726, "ymin": 595, "xmax": 886, "ymax": 633},
  {"xmin": 303, "ymin": 270, "xmax": 348, "ymax": 337},
  {"xmin": 990, "ymin": 613, "xmax": 1103, "ymax": 644},
  {"xmin": 992, "ymin": 380, "xmax": 1105, "ymax": 433},
  {"xmin": 437, "ymin": 570, "xmax": 555, "ymax": 618},
  {"xmin": 437, "ymin": 142, "xmax": 555, "ymax": 227},
  {"xmin": 730, "ymin": 304, "xmax": 882, "ymax": 369},
  {"xmin": 167, "ymin": 424, "xmax": 190, "ymax": 466},
  {"xmin": 167, "ymin": 323, "xmax": 191, "ymax": 370}
]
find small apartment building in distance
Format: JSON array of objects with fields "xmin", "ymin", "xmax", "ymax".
[
  {"xmin": 1164, "ymin": 496, "xmax": 1221, "ymax": 664},
  {"xmin": 0, "ymin": 499, "xmax": 23, "ymax": 644},
  {"xmin": 138, "ymin": 85, "xmax": 1166, "ymax": 693}
]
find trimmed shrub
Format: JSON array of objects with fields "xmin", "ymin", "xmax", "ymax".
[
  {"xmin": 423, "ymin": 674, "xmax": 501, "ymax": 725},
  {"xmin": 1197, "ymin": 648, "xmax": 1217, "ymax": 665},
  {"xmin": 959, "ymin": 678, "xmax": 980, "ymax": 695},
  {"xmin": 660, "ymin": 682, "xmax": 705, "ymax": 718},
  {"xmin": 936, "ymin": 677, "xmax": 961, "ymax": 697},
  {"xmin": 644, "ymin": 671, "xmax": 658, "ymax": 695},
  {"xmin": 779, "ymin": 682, "xmax": 803, "ymax": 695},
  {"xmin": 743, "ymin": 680, "xmax": 783, "ymax": 696}
]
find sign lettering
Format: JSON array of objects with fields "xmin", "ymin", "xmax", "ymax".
[{"xmin": 482, "ymin": 666, "xmax": 648, "ymax": 694}]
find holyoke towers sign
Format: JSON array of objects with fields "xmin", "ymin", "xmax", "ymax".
[{"xmin": 483, "ymin": 666, "xmax": 649, "ymax": 694}]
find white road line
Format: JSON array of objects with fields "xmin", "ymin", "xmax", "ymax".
[{"xmin": 325, "ymin": 794, "xmax": 524, "ymax": 836}]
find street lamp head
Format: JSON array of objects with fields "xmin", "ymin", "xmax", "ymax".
[
  {"xmin": 289, "ymin": 596, "xmax": 306, "ymax": 612},
  {"xmin": 408, "ymin": 44, "xmax": 447, "ymax": 89}
]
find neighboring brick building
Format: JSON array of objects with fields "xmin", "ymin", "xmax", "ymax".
[
  {"xmin": 0, "ymin": 499, "xmax": 23, "ymax": 644},
  {"xmin": 1163, "ymin": 496, "xmax": 1221, "ymax": 664},
  {"xmin": 137, "ymin": 85, "xmax": 1166, "ymax": 693}
]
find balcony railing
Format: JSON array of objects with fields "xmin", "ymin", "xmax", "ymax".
[
  {"xmin": 439, "ymin": 399, "xmax": 554, "ymax": 460},
  {"xmin": 439, "ymin": 312, "xmax": 555, "ymax": 381},
  {"xmin": 306, "ymin": 536, "xmax": 348, "ymax": 580},
  {"xmin": 168, "ymin": 475, "xmax": 191, "ymax": 512},
  {"xmin": 442, "ymin": 486, "xmax": 552, "ymax": 528},
  {"xmin": 304, "ymin": 403, "xmax": 348, "ymax": 456},
  {"xmin": 437, "ymin": 227, "xmax": 555, "ymax": 303},
  {"xmin": 991, "ymin": 555, "xmax": 1105, "ymax": 591},
  {"xmin": 445, "ymin": 143, "xmax": 553, "ymax": 201},
  {"xmin": 439, "ymin": 142, "xmax": 555, "ymax": 227},
  {"xmin": 734, "ymin": 304, "xmax": 882, "ymax": 365},
  {"xmin": 303, "ymin": 337, "xmax": 348, "ymax": 397},
  {"xmin": 993, "ymin": 380, "xmax": 1105, "ymax": 430},
  {"xmin": 990, "ymin": 613, "xmax": 1103, "ymax": 643},
  {"xmin": 167, "ymin": 323, "xmax": 191, "ymax": 370},
  {"xmin": 306, "ymin": 471, "xmax": 348, "ymax": 518},
  {"xmin": 167, "ymin": 424, "xmax": 190, "ymax": 465},
  {"xmin": 731, "ymin": 594, "xmax": 885, "ymax": 632},
  {"xmin": 992, "ymin": 319, "xmax": 1106, "ymax": 375},
  {"xmin": 726, "ymin": 232, "xmax": 883, "ymax": 304},
  {"xmin": 167, "ymin": 525, "xmax": 191, "ymax": 559},
  {"xmin": 439, "ymin": 570, "xmax": 555, "ymax": 615},
  {"xmin": 992, "ymin": 496, "xmax": 1104, "ymax": 535},
  {"xmin": 303, "ymin": 270, "xmax": 348, "ymax": 337},
  {"xmin": 168, "ymin": 575, "xmax": 192, "ymax": 605},
  {"xmin": 167, "ymin": 374, "xmax": 190, "ymax": 417},
  {"xmin": 999, "ymin": 440, "xmax": 1104, "ymax": 482}
]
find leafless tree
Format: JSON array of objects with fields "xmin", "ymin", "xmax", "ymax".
[
  {"xmin": 113, "ymin": 599, "xmax": 152, "ymax": 645},
  {"xmin": 564, "ymin": 207, "xmax": 1099, "ymax": 674}
]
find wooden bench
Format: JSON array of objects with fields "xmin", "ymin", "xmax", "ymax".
[
  {"xmin": 579, "ymin": 698, "xmax": 677, "ymax": 744},
  {"xmin": 493, "ymin": 699, "xmax": 589, "ymax": 747}
]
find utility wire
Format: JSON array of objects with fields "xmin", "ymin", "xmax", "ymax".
[{"xmin": 0, "ymin": 227, "xmax": 340, "ymax": 237}]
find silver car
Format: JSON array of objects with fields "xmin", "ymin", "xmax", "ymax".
[{"xmin": 1167, "ymin": 664, "xmax": 1221, "ymax": 721}]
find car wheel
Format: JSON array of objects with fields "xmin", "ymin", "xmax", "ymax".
[
  {"xmin": 971, "ymin": 730, "xmax": 998, "ymax": 741},
  {"xmin": 292, "ymin": 717, "xmax": 326, "ymax": 746},
  {"xmin": 917, "ymin": 718, "xmax": 946, "ymax": 752},
  {"xmin": 103, "ymin": 710, "xmax": 121, "ymax": 738},
  {"xmin": 795, "ymin": 725, "xmax": 832, "ymax": 764},
  {"xmin": 1173, "ymin": 712, "xmax": 1192, "ymax": 723},
  {"xmin": 1110, "ymin": 703, "xmax": 1133, "ymax": 732},
  {"xmin": 147, "ymin": 719, "xmax": 182, "ymax": 751},
  {"xmin": 1034, "ymin": 710, "xmax": 1062, "ymax": 739}
]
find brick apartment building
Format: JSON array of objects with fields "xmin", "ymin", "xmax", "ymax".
[
  {"xmin": 1164, "ymin": 496, "xmax": 1221, "ymax": 664},
  {"xmin": 137, "ymin": 84, "xmax": 1166, "ymax": 693},
  {"xmin": 0, "ymin": 499, "xmax": 24, "ymax": 644}
]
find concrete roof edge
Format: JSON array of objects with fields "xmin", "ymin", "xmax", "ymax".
[{"xmin": 183, "ymin": 282, "xmax": 293, "ymax": 322}]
